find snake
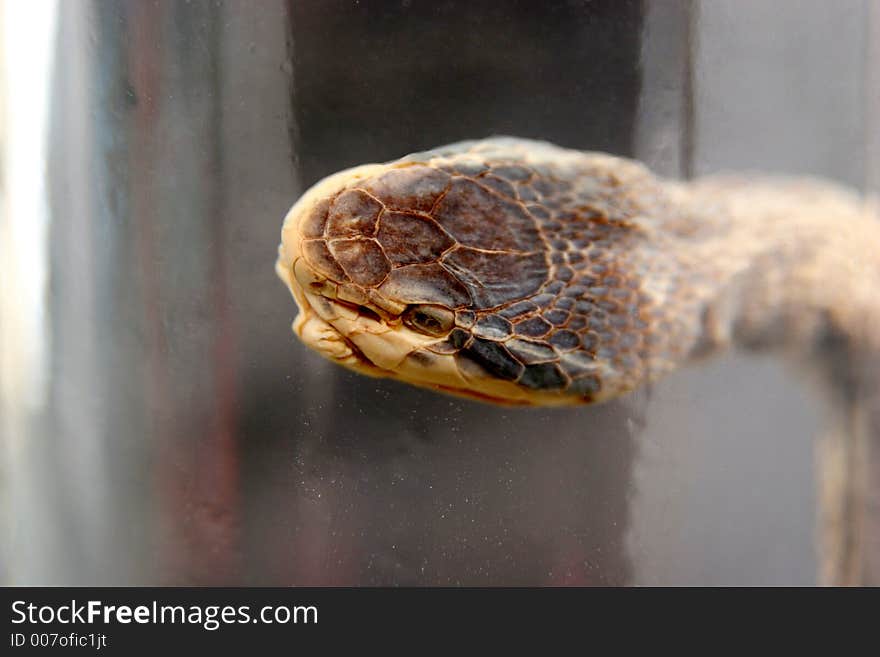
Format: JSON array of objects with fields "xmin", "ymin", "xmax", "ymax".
[{"xmin": 276, "ymin": 137, "xmax": 880, "ymax": 584}]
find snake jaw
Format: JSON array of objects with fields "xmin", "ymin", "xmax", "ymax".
[{"xmin": 280, "ymin": 247, "xmax": 525, "ymax": 401}]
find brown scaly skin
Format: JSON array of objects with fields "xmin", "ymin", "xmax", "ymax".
[
  {"xmin": 277, "ymin": 137, "xmax": 880, "ymax": 583},
  {"xmin": 278, "ymin": 138, "xmax": 880, "ymax": 404}
]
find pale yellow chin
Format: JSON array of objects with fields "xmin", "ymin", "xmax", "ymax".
[
  {"xmin": 294, "ymin": 275, "xmax": 475, "ymax": 391},
  {"xmin": 282, "ymin": 291, "xmax": 567, "ymax": 408},
  {"xmin": 277, "ymin": 257, "xmax": 599, "ymax": 407},
  {"xmin": 294, "ymin": 301, "xmax": 533, "ymax": 405},
  {"xmin": 277, "ymin": 255, "xmax": 519, "ymax": 403}
]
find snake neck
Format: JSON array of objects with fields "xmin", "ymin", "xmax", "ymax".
[{"xmin": 672, "ymin": 177, "xmax": 880, "ymax": 366}]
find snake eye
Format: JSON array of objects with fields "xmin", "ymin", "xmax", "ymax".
[{"xmin": 402, "ymin": 304, "xmax": 455, "ymax": 336}]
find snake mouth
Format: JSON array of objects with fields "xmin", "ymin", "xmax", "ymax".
[
  {"xmin": 303, "ymin": 296, "xmax": 390, "ymax": 372},
  {"xmin": 278, "ymin": 256, "xmax": 602, "ymax": 407},
  {"xmin": 278, "ymin": 254, "xmax": 508, "ymax": 399},
  {"xmin": 282, "ymin": 264, "xmax": 395, "ymax": 377},
  {"xmin": 277, "ymin": 255, "xmax": 596, "ymax": 407},
  {"xmin": 278, "ymin": 254, "xmax": 444, "ymax": 381}
]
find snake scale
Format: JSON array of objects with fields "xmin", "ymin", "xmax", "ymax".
[{"xmin": 276, "ymin": 137, "xmax": 880, "ymax": 584}]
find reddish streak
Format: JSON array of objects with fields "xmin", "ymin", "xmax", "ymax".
[{"xmin": 128, "ymin": 2, "xmax": 240, "ymax": 584}]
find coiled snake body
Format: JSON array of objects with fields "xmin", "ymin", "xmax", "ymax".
[{"xmin": 277, "ymin": 137, "xmax": 880, "ymax": 584}]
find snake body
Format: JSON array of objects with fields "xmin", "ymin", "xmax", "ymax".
[
  {"xmin": 277, "ymin": 138, "xmax": 880, "ymax": 404},
  {"xmin": 276, "ymin": 137, "xmax": 880, "ymax": 583}
]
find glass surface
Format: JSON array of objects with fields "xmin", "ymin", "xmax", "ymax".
[{"xmin": 1, "ymin": 0, "xmax": 876, "ymax": 585}]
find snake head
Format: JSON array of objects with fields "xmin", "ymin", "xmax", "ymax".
[{"xmin": 278, "ymin": 139, "xmax": 660, "ymax": 406}]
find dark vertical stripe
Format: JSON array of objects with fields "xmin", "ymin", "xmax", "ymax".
[
  {"xmin": 288, "ymin": 0, "xmax": 645, "ymax": 586},
  {"xmin": 680, "ymin": 0, "xmax": 698, "ymax": 179}
]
